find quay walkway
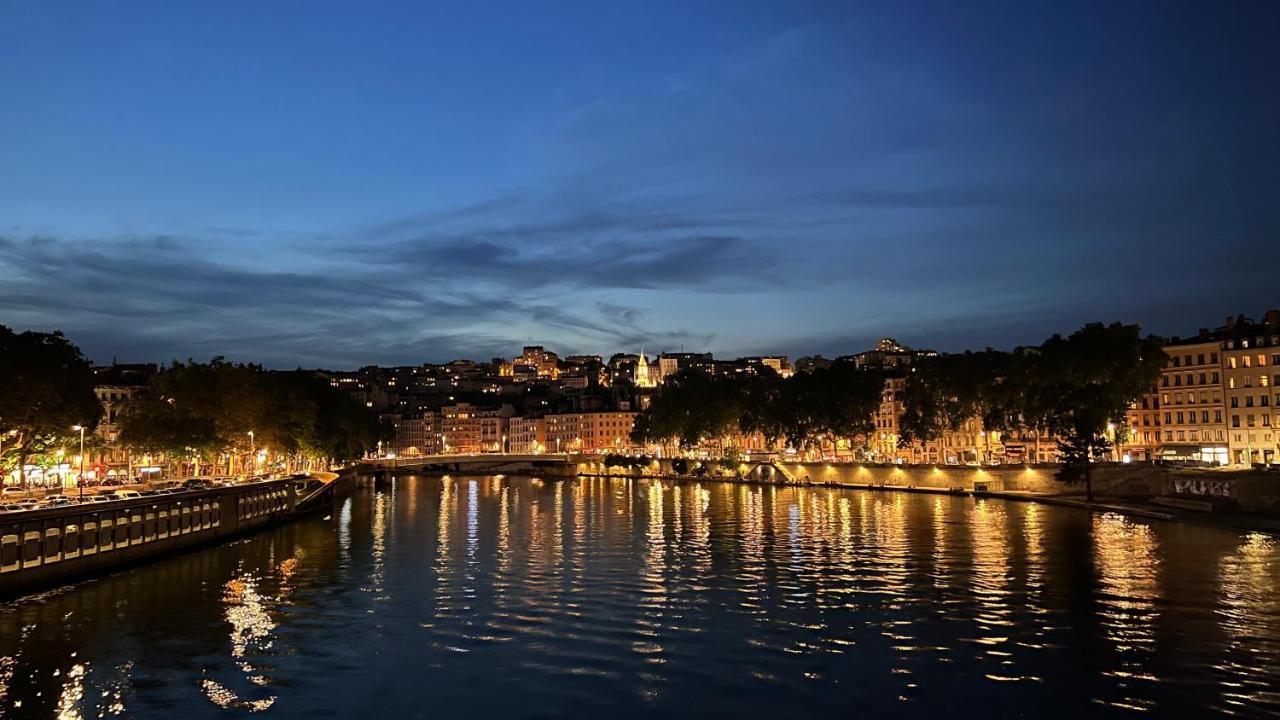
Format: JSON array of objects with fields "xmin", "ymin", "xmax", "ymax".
[{"xmin": 0, "ymin": 472, "xmax": 345, "ymax": 598}]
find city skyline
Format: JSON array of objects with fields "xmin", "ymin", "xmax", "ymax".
[{"xmin": 3, "ymin": 2, "xmax": 1278, "ymax": 368}]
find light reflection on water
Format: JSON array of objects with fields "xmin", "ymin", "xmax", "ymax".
[{"xmin": 0, "ymin": 475, "xmax": 1278, "ymax": 719}]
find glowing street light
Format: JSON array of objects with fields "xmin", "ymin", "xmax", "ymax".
[{"xmin": 72, "ymin": 424, "xmax": 86, "ymax": 500}]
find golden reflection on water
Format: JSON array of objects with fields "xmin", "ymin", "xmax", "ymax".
[
  {"xmin": 53, "ymin": 662, "xmax": 84, "ymax": 720},
  {"xmin": 0, "ymin": 654, "xmax": 13, "ymax": 709},
  {"xmin": 9, "ymin": 476, "xmax": 1280, "ymax": 718},
  {"xmin": 369, "ymin": 488, "xmax": 388, "ymax": 594},
  {"xmin": 202, "ymin": 573, "xmax": 278, "ymax": 712},
  {"xmin": 967, "ymin": 500, "xmax": 1025, "ymax": 683},
  {"xmin": 1093, "ymin": 512, "xmax": 1161, "ymax": 713},
  {"xmin": 1216, "ymin": 532, "xmax": 1280, "ymax": 714},
  {"xmin": 634, "ymin": 481, "xmax": 669, "ymax": 702}
]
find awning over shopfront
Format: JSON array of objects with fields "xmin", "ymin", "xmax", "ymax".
[{"xmin": 1159, "ymin": 444, "xmax": 1229, "ymax": 464}]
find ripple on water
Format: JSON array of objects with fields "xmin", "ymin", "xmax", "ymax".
[{"xmin": 0, "ymin": 477, "xmax": 1277, "ymax": 718}]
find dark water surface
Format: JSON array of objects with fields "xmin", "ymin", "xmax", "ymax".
[{"xmin": 2, "ymin": 476, "xmax": 1278, "ymax": 719}]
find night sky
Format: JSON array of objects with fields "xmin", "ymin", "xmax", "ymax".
[{"xmin": 1, "ymin": 1, "xmax": 1277, "ymax": 368}]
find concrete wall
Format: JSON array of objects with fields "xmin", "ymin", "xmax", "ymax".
[
  {"xmin": 0, "ymin": 480, "xmax": 297, "ymax": 598},
  {"xmin": 577, "ymin": 458, "xmax": 1280, "ymax": 512}
]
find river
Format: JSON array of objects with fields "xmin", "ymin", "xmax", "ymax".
[{"xmin": 1, "ymin": 475, "xmax": 1278, "ymax": 718}]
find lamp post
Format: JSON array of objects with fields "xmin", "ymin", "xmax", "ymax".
[
  {"xmin": 247, "ymin": 430, "xmax": 255, "ymax": 476},
  {"xmin": 72, "ymin": 424, "xmax": 86, "ymax": 501}
]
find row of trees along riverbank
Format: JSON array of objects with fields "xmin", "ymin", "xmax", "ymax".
[
  {"xmin": 631, "ymin": 323, "xmax": 1165, "ymax": 501},
  {"xmin": 0, "ymin": 325, "xmax": 380, "ymax": 486}
]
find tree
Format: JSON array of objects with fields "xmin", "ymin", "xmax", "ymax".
[
  {"xmin": 0, "ymin": 326, "xmax": 104, "ymax": 487},
  {"xmin": 120, "ymin": 360, "xmax": 379, "ymax": 474},
  {"xmin": 899, "ymin": 352, "xmax": 1004, "ymax": 459},
  {"xmin": 1039, "ymin": 323, "xmax": 1165, "ymax": 501},
  {"xmin": 631, "ymin": 369, "xmax": 752, "ymax": 450}
]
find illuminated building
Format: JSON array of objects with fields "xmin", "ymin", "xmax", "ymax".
[
  {"xmin": 1157, "ymin": 336, "xmax": 1227, "ymax": 464},
  {"xmin": 1221, "ymin": 312, "xmax": 1280, "ymax": 465},
  {"xmin": 507, "ymin": 417, "xmax": 547, "ymax": 453}
]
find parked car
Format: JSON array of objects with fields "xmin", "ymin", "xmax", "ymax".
[
  {"xmin": 181, "ymin": 479, "xmax": 210, "ymax": 491},
  {"xmin": 85, "ymin": 494, "xmax": 113, "ymax": 503},
  {"xmin": 100, "ymin": 478, "xmax": 126, "ymax": 487},
  {"xmin": 41, "ymin": 497, "xmax": 75, "ymax": 508},
  {"xmin": 0, "ymin": 503, "xmax": 27, "ymax": 512},
  {"xmin": 1, "ymin": 486, "xmax": 28, "ymax": 498},
  {"xmin": 109, "ymin": 490, "xmax": 142, "ymax": 500}
]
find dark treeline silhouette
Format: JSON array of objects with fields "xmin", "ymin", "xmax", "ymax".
[
  {"xmin": 633, "ymin": 322, "xmax": 1165, "ymax": 500},
  {"xmin": 0, "ymin": 326, "xmax": 379, "ymax": 486}
]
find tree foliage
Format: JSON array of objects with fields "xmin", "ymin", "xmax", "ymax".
[
  {"xmin": 0, "ymin": 326, "xmax": 103, "ymax": 485},
  {"xmin": 119, "ymin": 359, "xmax": 378, "ymax": 464},
  {"xmin": 632, "ymin": 363, "xmax": 882, "ymax": 452}
]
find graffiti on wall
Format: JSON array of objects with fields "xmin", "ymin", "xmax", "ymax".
[{"xmin": 1173, "ymin": 477, "xmax": 1234, "ymax": 498}]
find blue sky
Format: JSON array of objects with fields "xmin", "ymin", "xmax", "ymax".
[{"xmin": 1, "ymin": 1, "xmax": 1277, "ymax": 367}]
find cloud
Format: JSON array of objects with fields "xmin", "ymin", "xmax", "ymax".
[{"xmin": 0, "ymin": 231, "xmax": 718, "ymax": 367}]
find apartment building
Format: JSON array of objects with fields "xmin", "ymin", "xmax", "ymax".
[
  {"xmin": 1156, "ymin": 338, "xmax": 1227, "ymax": 464},
  {"xmin": 507, "ymin": 417, "xmax": 547, "ymax": 454},
  {"xmin": 546, "ymin": 412, "xmax": 638, "ymax": 453},
  {"xmin": 1221, "ymin": 313, "xmax": 1280, "ymax": 465}
]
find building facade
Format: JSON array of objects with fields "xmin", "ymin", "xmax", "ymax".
[{"xmin": 1157, "ymin": 338, "xmax": 1227, "ymax": 464}]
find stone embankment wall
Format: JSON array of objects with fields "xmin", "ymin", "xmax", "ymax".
[{"xmin": 576, "ymin": 459, "xmax": 1280, "ymax": 513}]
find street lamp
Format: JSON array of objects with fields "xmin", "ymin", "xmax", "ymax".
[
  {"xmin": 72, "ymin": 424, "xmax": 86, "ymax": 500},
  {"xmin": 247, "ymin": 431, "xmax": 255, "ymax": 475}
]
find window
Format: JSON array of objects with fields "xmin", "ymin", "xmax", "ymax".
[
  {"xmin": 1213, "ymin": 372, "xmax": 1220, "ymax": 384},
  {"xmin": 1164, "ymin": 412, "xmax": 1172, "ymax": 424},
  {"xmin": 1215, "ymin": 410, "xmax": 1223, "ymax": 423},
  {"xmin": 1263, "ymin": 375, "xmax": 1271, "ymax": 387},
  {"xmin": 1173, "ymin": 356, "xmax": 1182, "ymax": 367},
  {"xmin": 1199, "ymin": 372, "xmax": 1207, "ymax": 385},
  {"xmin": 1198, "ymin": 353, "xmax": 1206, "ymax": 365},
  {"xmin": 1232, "ymin": 415, "xmax": 1240, "ymax": 428},
  {"xmin": 1244, "ymin": 356, "xmax": 1253, "ymax": 368},
  {"xmin": 1230, "ymin": 357, "xmax": 1238, "ymax": 369},
  {"xmin": 1211, "ymin": 352, "xmax": 1219, "ymax": 363},
  {"xmin": 1232, "ymin": 397, "xmax": 1240, "ymax": 408},
  {"xmin": 1201, "ymin": 411, "xmax": 1210, "ymax": 423},
  {"xmin": 1176, "ymin": 412, "xmax": 1185, "ymax": 423},
  {"xmin": 1247, "ymin": 396, "xmax": 1255, "ymax": 407},
  {"xmin": 1230, "ymin": 378, "xmax": 1237, "ymax": 389}
]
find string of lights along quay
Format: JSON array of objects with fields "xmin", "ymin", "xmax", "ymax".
[{"xmin": 1, "ymin": 475, "xmax": 1277, "ymax": 718}]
